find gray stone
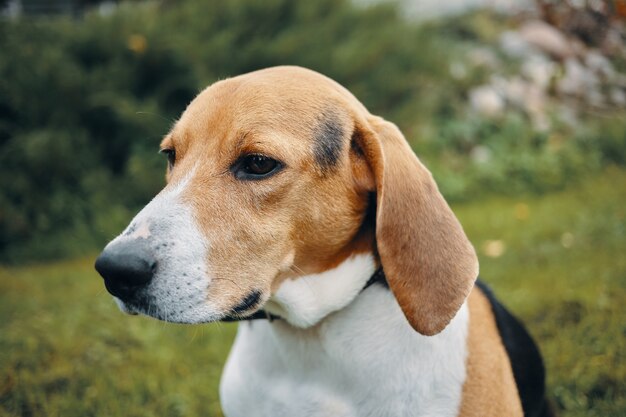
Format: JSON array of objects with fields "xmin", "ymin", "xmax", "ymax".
[{"xmin": 518, "ymin": 20, "xmax": 574, "ymax": 60}]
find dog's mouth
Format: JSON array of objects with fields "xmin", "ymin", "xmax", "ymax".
[
  {"xmin": 113, "ymin": 297, "xmax": 139, "ymax": 315},
  {"xmin": 111, "ymin": 286, "xmax": 269, "ymax": 324},
  {"xmin": 114, "ymin": 298, "xmax": 208, "ymax": 323},
  {"xmin": 112, "ymin": 290, "xmax": 205, "ymax": 322},
  {"xmin": 113, "ymin": 294, "xmax": 169, "ymax": 319}
]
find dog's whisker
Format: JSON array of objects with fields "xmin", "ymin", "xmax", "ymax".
[
  {"xmin": 135, "ymin": 111, "xmax": 177, "ymax": 125},
  {"xmin": 211, "ymin": 277, "xmax": 246, "ymax": 292},
  {"xmin": 289, "ymin": 264, "xmax": 306, "ymax": 275}
]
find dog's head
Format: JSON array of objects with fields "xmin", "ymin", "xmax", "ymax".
[{"xmin": 95, "ymin": 66, "xmax": 478, "ymax": 336}]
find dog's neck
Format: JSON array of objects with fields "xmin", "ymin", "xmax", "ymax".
[
  {"xmin": 263, "ymin": 252, "xmax": 377, "ymax": 327},
  {"xmin": 221, "ymin": 257, "xmax": 470, "ymax": 417}
]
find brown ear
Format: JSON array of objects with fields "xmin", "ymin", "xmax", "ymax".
[{"xmin": 356, "ymin": 116, "xmax": 478, "ymax": 336}]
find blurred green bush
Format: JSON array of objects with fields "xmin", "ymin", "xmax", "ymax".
[{"xmin": 0, "ymin": 0, "xmax": 624, "ymax": 263}]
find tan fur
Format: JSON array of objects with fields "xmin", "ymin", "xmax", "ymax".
[
  {"xmin": 459, "ymin": 287, "xmax": 524, "ymax": 417},
  {"xmin": 160, "ymin": 66, "xmax": 478, "ymax": 333}
]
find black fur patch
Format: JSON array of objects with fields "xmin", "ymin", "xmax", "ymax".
[
  {"xmin": 475, "ymin": 280, "xmax": 553, "ymax": 417},
  {"xmin": 350, "ymin": 129, "xmax": 366, "ymax": 158},
  {"xmin": 313, "ymin": 112, "xmax": 344, "ymax": 170},
  {"xmin": 230, "ymin": 290, "xmax": 262, "ymax": 314}
]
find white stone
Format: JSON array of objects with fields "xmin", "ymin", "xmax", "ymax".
[
  {"xmin": 585, "ymin": 50, "xmax": 615, "ymax": 79},
  {"xmin": 518, "ymin": 20, "xmax": 574, "ymax": 59},
  {"xmin": 470, "ymin": 145, "xmax": 492, "ymax": 164},
  {"xmin": 469, "ymin": 85, "xmax": 504, "ymax": 118},
  {"xmin": 497, "ymin": 76, "xmax": 527, "ymax": 108},
  {"xmin": 557, "ymin": 58, "xmax": 599, "ymax": 98},
  {"xmin": 467, "ymin": 47, "xmax": 499, "ymax": 69},
  {"xmin": 500, "ymin": 30, "xmax": 536, "ymax": 58},
  {"xmin": 610, "ymin": 88, "xmax": 626, "ymax": 107},
  {"xmin": 522, "ymin": 55, "xmax": 556, "ymax": 90}
]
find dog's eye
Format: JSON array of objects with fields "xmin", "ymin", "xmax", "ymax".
[
  {"xmin": 159, "ymin": 148, "xmax": 176, "ymax": 169},
  {"xmin": 234, "ymin": 154, "xmax": 282, "ymax": 180}
]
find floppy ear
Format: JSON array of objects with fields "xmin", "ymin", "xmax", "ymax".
[{"xmin": 355, "ymin": 116, "xmax": 478, "ymax": 336}]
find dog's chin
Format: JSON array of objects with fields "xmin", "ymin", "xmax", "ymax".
[
  {"xmin": 111, "ymin": 296, "xmax": 228, "ymax": 324},
  {"xmin": 113, "ymin": 297, "xmax": 139, "ymax": 315}
]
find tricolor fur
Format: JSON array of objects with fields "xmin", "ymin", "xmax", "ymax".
[{"xmin": 96, "ymin": 66, "xmax": 550, "ymax": 417}]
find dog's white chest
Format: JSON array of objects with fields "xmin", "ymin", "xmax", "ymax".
[{"xmin": 220, "ymin": 286, "xmax": 469, "ymax": 417}]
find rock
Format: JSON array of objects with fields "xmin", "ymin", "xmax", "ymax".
[
  {"xmin": 522, "ymin": 83, "xmax": 546, "ymax": 115},
  {"xmin": 467, "ymin": 47, "xmax": 499, "ymax": 69},
  {"xmin": 518, "ymin": 20, "xmax": 575, "ymax": 60},
  {"xmin": 499, "ymin": 30, "xmax": 536, "ymax": 58},
  {"xmin": 585, "ymin": 50, "xmax": 615, "ymax": 79},
  {"xmin": 496, "ymin": 76, "xmax": 527, "ymax": 108},
  {"xmin": 470, "ymin": 145, "xmax": 492, "ymax": 164},
  {"xmin": 522, "ymin": 83, "xmax": 550, "ymax": 131},
  {"xmin": 494, "ymin": 77, "xmax": 541, "ymax": 112},
  {"xmin": 469, "ymin": 85, "xmax": 504, "ymax": 118},
  {"xmin": 491, "ymin": 75, "xmax": 550, "ymax": 131},
  {"xmin": 521, "ymin": 55, "xmax": 556, "ymax": 90},
  {"xmin": 557, "ymin": 57, "xmax": 599, "ymax": 98},
  {"xmin": 610, "ymin": 88, "xmax": 626, "ymax": 107}
]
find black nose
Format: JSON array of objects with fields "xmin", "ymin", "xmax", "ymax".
[{"xmin": 95, "ymin": 240, "xmax": 156, "ymax": 300}]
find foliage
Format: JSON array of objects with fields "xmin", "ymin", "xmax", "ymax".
[
  {"xmin": 0, "ymin": 1, "xmax": 624, "ymax": 264},
  {"xmin": 1, "ymin": 167, "xmax": 625, "ymax": 416},
  {"xmin": 0, "ymin": 12, "xmax": 184, "ymax": 261}
]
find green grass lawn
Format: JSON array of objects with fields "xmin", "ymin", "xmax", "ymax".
[{"xmin": 1, "ymin": 168, "xmax": 625, "ymax": 417}]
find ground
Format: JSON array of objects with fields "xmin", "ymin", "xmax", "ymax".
[{"xmin": 1, "ymin": 167, "xmax": 625, "ymax": 417}]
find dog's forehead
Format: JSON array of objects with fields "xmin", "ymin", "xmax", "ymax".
[
  {"xmin": 170, "ymin": 67, "xmax": 357, "ymax": 163},
  {"xmin": 186, "ymin": 69, "xmax": 344, "ymax": 126}
]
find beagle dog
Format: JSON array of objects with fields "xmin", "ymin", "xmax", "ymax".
[{"xmin": 95, "ymin": 66, "xmax": 551, "ymax": 417}]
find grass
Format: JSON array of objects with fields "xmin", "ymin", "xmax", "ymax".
[
  {"xmin": 1, "ymin": 167, "xmax": 625, "ymax": 417},
  {"xmin": 457, "ymin": 167, "xmax": 626, "ymax": 416},
  {"xmin": 0, "ymin": 260, "xmax": 237, "ymax": 417}
]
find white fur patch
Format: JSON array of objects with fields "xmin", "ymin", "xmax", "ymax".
[
  {"xmin": 263, "ymin": 253, "xmax": 376, "ymax": 327},
  {"xmin": 221, "ymin": 279, "xmax": 470, "ymax": 417},
  {"xmin": 105, "ymin": 167, "xmax": 221, "ymax": 323}
]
